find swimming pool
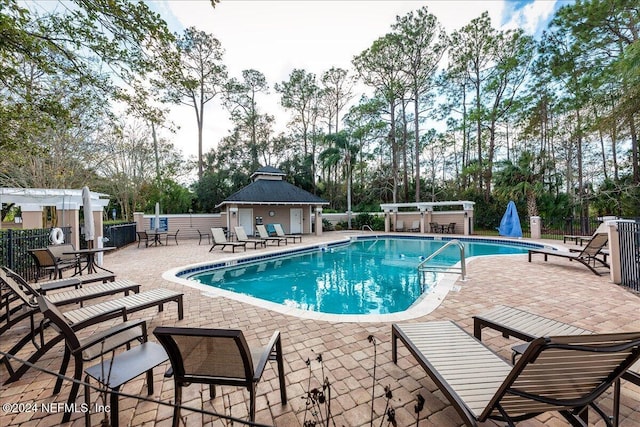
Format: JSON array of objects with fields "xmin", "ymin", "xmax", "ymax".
[{"xmin": 177, "ymin": 236, "xmax": 536, "ymax": 318}]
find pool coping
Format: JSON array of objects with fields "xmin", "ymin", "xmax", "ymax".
[{"xmin": 163, "ymin": 234, "xmax": 551, "ymax": 323}]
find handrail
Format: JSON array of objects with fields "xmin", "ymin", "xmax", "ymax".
[
  {"xmin": 417, "ymin": 239, "xmax": 466, "ymax": 281},
  {"xmin": 361, "ymin": 225, "xmax": 373, "ymax": 232}
]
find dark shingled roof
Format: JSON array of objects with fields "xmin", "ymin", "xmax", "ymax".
[{"xmin": 221, "ymin": 179, "xmax": 329, "ymax": 205}]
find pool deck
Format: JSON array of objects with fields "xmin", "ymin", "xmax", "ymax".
[{"xmin": 1, "ymin": 231, "xmax": 639, "ymax": 426}]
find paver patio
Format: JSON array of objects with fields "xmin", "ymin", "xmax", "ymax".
[{"xmin": 1, "ymin": 232, "xmax": 639, "ymax": 426}]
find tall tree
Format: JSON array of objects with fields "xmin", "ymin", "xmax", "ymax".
[
  {"xmin": 353, "ymin": 33, "xmax": 408, "ymax": 203},
  {"xmin": 320, "ymin": 67, "xmax": 355, "ymax": 134},
  {"xmin": 224, "ymin": 69, "xmax": 272, "ymax": 171},
  {"xmin": 275, "ymin": 69, "xmax": 321, "ymax": 187},
  {"xmin": 392, "ymin": 6, "xmax": 448, "ymax": 202},
  {"xmin": 160, "ymin": 27, "xmax": 227, "ymax": 179}
]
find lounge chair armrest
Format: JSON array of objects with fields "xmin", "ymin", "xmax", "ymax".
[
  {"xmin": 254, "ymin": 330, "xmax": 281, "ymax": 381},
  {"xmin": 75, "ymin": 319, "xmax": 147, "ymax": 354},
  {"xmin": 71, "ymin": 306, "xmax": 128, "ymax": 330}
]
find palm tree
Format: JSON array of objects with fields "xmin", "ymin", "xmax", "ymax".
[
  {"xmin": 494, "ymin": 151, "xmax": 554, "ymax": 218},
  {"xmin": 320, "ymin": 131, "xmax": 360, "ymax": 228}
]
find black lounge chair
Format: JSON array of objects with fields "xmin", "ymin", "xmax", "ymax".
[
  {"xmin": 153, "ymin": 327, "xmax": 287, "ymax": 424},
  {"xmin": 473, "ymin": 305, "xmax": 640, "ymax": 426},
  {"xmin": 1, "ymin": 282, "xmax": 182, "ymax": 386},
  {"xmin": 392, "ymin": 320, "xmax": 640, "ymax": 427},
  {"xmin": 528, "ymin": 232, "xmax": 609, "ymax": 275},
  {"xmin": 38, "ymin": 295, "xmax": 150, "ymax": 423},
  {"xmin": 210, "ymin": 227, "xmax": 247, "ymax": 252}
]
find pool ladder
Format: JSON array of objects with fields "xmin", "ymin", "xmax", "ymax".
[{"xmin": 417, "ymin": 239, "xmax": 466, "ymax": 284}]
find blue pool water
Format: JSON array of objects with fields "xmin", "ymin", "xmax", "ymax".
[{"xmin": 188, "ymin": 237, "xmax": 532, "ymax": 315}]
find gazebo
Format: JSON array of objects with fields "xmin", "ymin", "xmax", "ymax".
[
  {"xmin": 0, "ymin": 187, "xmax": 110, "ymax": 249},
  {"xmin": 217, "ymin": 167, "xmax": 329, "ymax": 236}
]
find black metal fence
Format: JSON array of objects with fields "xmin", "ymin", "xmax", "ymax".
[
  {"xmin": 1, "ymin": 223, "xmax": 136, "ymax": 281},
  {"xmin": 618, "ymin": 221, "xmax": 640, "ymax": 292},
  {"xmin": 474, "ymin": 216, "xmax": 604, "ymax": 240}
]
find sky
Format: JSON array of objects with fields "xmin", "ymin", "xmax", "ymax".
[{"xmin": 148, "ymin": 0, "xmax": 566, "ymax": 162}]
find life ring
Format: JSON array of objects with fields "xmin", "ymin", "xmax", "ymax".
[{"xmin": 50, "ymin": 228, "xmax": 65, "ymax": 244}]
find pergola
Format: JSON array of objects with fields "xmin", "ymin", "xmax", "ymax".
[
  {"xmin": 0, "ymin": 188, "xmax": 110, "ymax": 248},
  {"xmin": 380, "ymin": 201, "xmax": 475, "ymax": 235}
]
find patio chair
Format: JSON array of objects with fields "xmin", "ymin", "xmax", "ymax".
[
  {"xmin": 136, "ymin": 230, "xmax": 150, "ymax": 248},
  {"xmin": 395, "ymin": 220, "xmax": 405, "ymax": 232},
  {"xmin": 473, "ymin": 305, "xmax": 640, "ymax": 426},
  {"xmin": 408, "ymin": 220, "xmax": 420, "ymax": 232},
  {"xmin": 28, "ymin": 247, "xmax": 79, "ymax": 281},
  {"xmin": 446, "ymin": 222, "xmax": 456, "ymax": 234},
  {"xmin": 1, "ymin": 285, "xmax": 183, "ymax": 386},
  {"xmin": 392, "ymin": 320, "xmax": 640, "ymax": 427},
  {"xmin": 528, "ymin": 232, "xmax": 609, "ymax": 275},
  {"xmin": 153, "ymin": 326, "xmax": 288, "ymax": 424},
  {"xmin": 37, "ymin": 295, "xmax": 149, "ymax": 423},
  {"xmin": 166, "ymin": 228, "xmax": 180, "ymax": 245},
  {"xmin": 234, "ymin": 226, "xmax": 266, "ymax": 249},
  {"xmin": 256, "ymin": 224, "xmax": 287, "ymax": 246},
  {"xmin": 273, "ymin": 223, "xmax": 302, "ymax": 243},
  {"xmin": 197, "ymin": 229, "xmax": 211, "ymax": 245},
  {"xmin": 210, "ymin": 227, "xmax": 247, "ymax": 252},
  {"xmin": 429, "ymin": 222, "xmax": 441, "ymax": 233}
]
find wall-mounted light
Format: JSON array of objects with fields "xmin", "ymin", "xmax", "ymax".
[{"xmin": 464, "ymin": 212, "xmax": 468, "ymax": 218}]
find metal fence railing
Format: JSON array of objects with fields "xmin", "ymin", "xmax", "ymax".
[
  {"xmin": 102, "ymin": 222, "xmax": 137, "ymax": 248},
  {"xmin": 474, "ymin": 217, "xmax": 603, "ymax": 240},
  {"xmin": 618, "ymin": 221, "xmax": 640, "ymax": 292}
]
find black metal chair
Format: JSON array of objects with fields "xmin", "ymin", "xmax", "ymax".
[
  {"xmin": 197, "ymin": 229, "xmax": 211, "ymax": 245},
  {"xmin": 153, "ymin": 327, "xmax": 287, "ymax": 424},
  {"xmin": 136, "ymin": 231, "xmax": 150, "ymax": 248},
  {"xmin": 166, "ymin": 229, "xmax": 180, "ymax": 245}
]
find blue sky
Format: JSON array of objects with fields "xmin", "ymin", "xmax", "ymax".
[{"xmin": 147, "ymin": 0, "xmax": 569, "ymax": 159}]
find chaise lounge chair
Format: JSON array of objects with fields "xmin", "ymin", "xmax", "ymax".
[
  {"xmin": 234, "ymin": 226, "xmax": 266, "ymax": 249},
  {"xmin": 210, "ymin": 227, "xmax": 247, "ymax": 252},
  {"xmin": 273, "ymin": 223, "xmax": 302, "ymax": 243},
  {"xmin": 153, "ymin": 326, "xmax": 288, "ymax": 424},
  {"xmin": 37, "ymin": 295, "xmax": 152, "ymax": 423},
  {"xmin": 1, "ymin": 282, "xmax": 183, "ymax": 386},
  {"xmin": 395, "ymin": 220, "xmax": 405, "ymax": 232},
  {"xmin": 392, "ymin": 320, "xmax": 640, "ymax": 427},
  {"xmin": 256, "ymin": 224, "xmax": 287, "ymax": 246},
  {"xmin": 527, "ymin": 232, "xmax": 609, "ymax": 275},
  {"xmin": 473, "ymin": 305, "xmax": 640, "ymax": 426},
  {"xmin": 408, "ymin": 220, "xmax": 420, "ymax": 232}
]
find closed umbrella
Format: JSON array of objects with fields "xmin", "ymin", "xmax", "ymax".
[
  {"xmin": 155, "ymin": 202, "xmax": 160, "ymax": 231},
  {"xmin": 497, "ymin": 200, "xmax": 523, "ymax": 238},
  {"xmin": 82, "ymin": 186, "xmax": 95, "ymax": 248}
]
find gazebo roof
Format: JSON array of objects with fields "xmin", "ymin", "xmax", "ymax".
[
  {"xmin": 217, "ymin": 167, "xmax": 328, "ymax": 207},
  {"xmin": 218, "ymin": 180, "xmax": 328, "ymax": 206}
]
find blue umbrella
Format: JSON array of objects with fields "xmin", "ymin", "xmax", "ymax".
[{"xmin": 498, "ymin": 201, "xmax": 522, "ymax": 238}]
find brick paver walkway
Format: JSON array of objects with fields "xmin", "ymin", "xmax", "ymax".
[{"xmin": 1, "ymin": 232, "xmax": 639, "ymax": 426}]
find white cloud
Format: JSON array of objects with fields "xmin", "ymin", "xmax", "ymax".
[{"xmin": 153, "ymin": 1, "xmax": 554, "ymax": 163}]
